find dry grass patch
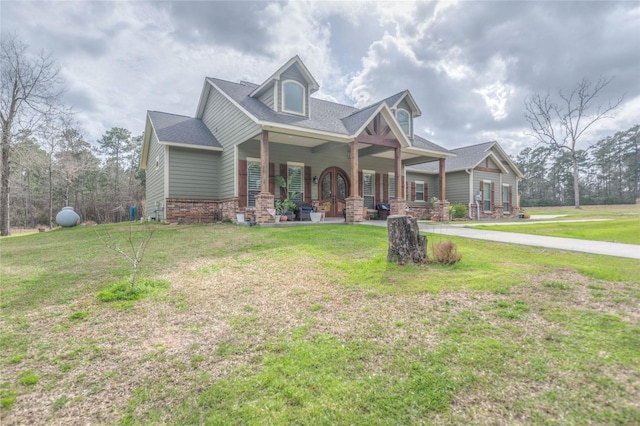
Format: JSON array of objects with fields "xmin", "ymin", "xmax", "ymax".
[{"xmin": 1, "ymin": 224, "xmax": 638, "ymax": 424}]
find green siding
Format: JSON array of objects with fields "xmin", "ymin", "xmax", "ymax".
[
  {"xmin": 397, "ymin": 99, "xmax": 411, "ymax": 111},
  {"xmin": 258, "ymin": 84, "xmax": 275, "ymax": 110},
  {"xmin": 407, "ymin": 170, "xmax": 475, "ymax": 205},
  {"xmin": 444, "ymin": 171, "xmax": 470, "ymax": 203},
  {"xmin": 474, "ymin": 169, "xmax": 499, "ymax": 203},
  {"xmin": 168, "ymin": 147, "xmax": 219, "ymax": 199},
  {"xmin": 145, "ymin": 131, "xmax": 165, "ymax": 216},
  {"xmin": 406, "ymin": 171, "xmax": 437, "ymax": 203},
  {"xmin": 202, "ymin": 86, "xmax": 261, "ymax": 199}
]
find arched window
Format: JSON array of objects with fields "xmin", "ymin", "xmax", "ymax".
[
  {"xmin": 283, "ymin": 80, "xmax": 304, "ymax": 114},
  {"xmin": 397, "ymin": 109, "xmax": 410, "ymax": 135}
]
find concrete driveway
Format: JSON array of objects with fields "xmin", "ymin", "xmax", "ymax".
[{"xmin": 363, "ymin": 220, "xmax": 640, "ymax": 260}]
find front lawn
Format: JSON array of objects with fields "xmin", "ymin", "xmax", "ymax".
[
  {"xmin": 469, "ymin": 218, "xmax": 640, "ymax": 245},
  {"xmin": 1, "ymin": 223, "xmax": 638, "ymax": 424},
  {"xmin": 524, "ymin": 204, "xmax": 640, "ymax": 219}
]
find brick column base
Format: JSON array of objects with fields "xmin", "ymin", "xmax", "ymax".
[
  {"xmin": 390, "ymin": 199, "xmax": 407, "ymax": 216},
  {"xmin": 345, "ymin": 196, "xmax": 364, "ymax": 223},
  {"xmin": 434, "ymin": 200, "xmax": 450, "ymax": 222},
  {"xmin": 255, "ymin": 193, "xmax": 275, "ymax": 224}
]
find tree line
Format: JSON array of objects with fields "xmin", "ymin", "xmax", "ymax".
[
  {"xmin": 1, "ymin": 35, "xmax": 144, "ymax": 234},
  {"xmin": 516, "ymin": 124, "xmax": 639, "ymax": 207},
  {"xmin": 8, "ymin": 124, "xmax": 144, "ymax": 228}
]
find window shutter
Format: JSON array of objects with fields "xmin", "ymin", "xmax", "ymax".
[
  {"xmin": 401, "ymin": 176, "xmax": 405, "ymax": 199},
  {"xmin": 304, "ymin": 166, "xmax": 312, "ymax": 203},
  {"xmin": 269, "ymin": 162, "xmax": 275, "ymax": 194},
  {"xmin": 358, "ymin": 171, "xmax": 363, "ymax": 196},
  {"xmin": 411, "ymin": 182, "xmax": 416, "ymax": 201},
  {"xmin": 279, "ymin": 163, "xmax": 287, "ymax": 199},
  {"xmin": 509, "ymin": 186, "xmax": 513, "ymax": 212},
  {"xmin": 375, "ymin": 173, "xmax": 381, "ymax": 205},
  {"xmin": 383, "ymin": 174, "xmax": 388, "ymax": 202},
  {"xmin": 425, "ymin": 183, "xmax": 428, "ymax": 201},
  {"xmin": 491, "ymin": 182, "xmax": 495, "ymax": 211},
  {"xmin": 238, "ymin": 159, "xmax": 247, "ymax": 208}
]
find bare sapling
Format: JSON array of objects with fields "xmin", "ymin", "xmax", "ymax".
[{"xmin": 96, "ymin": 222, "xmax": 155, "ymax": 287}]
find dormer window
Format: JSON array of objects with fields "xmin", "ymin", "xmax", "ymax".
[
  {"xmin": 283, "ymin": 80, "xmax": 305, "ymax": 115},
  {"xmin": 397, "ymin": 109, "xmax": 410, "ymax": 135}
]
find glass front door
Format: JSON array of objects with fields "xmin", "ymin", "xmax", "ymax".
[{"xmin": 318, "ymin": 167, "xmax": 350, "ymax": 217}]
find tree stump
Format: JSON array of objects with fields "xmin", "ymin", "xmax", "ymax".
[{"xmin": 387, "ymin": 215, "xmax": 427, "ymax": 265}]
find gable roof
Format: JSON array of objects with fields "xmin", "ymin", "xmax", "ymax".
[
  {"xmin": 249, "ymin": 55, "xmax": 320, "ymax": 98},
  {"xmin": 408, "ymin": 141, "xmax": 523, "ymax": 177},
  {"xmin": 204, "ymin": 77, "xmax": 454, "ymax": 156},
  {"xmin": 207, "ymin": 78, "xmax": 360, "ymax": 137},
  {"xmin": 388, "ymin": 90, "xmax": 422, "ymax": 117},
  {"xmin": 148, "ymin": 111, "xmax": 221, "ymax": 149}
]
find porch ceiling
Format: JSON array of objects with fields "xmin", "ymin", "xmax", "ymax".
[{"xmin": 251, "ymin": 131, "xmax": 442, "ymax": 164}]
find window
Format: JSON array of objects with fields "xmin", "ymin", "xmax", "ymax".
[
  {"xmin": 283, "ymin": 80, "xmax": 304, "ymax": 114},
  {"xmin": 389, "ymin": 173, "xmax": 395, "ymax": 199},
  {"xmin": 363, "ymin": 170, "xmax": 375, "ymax": 209},
  {"xmin": 483, "ymin": 181, "xmax": 492, "ymax": 212},
  {"xmin": 287, "ymin": 163, "xmax": 304, "ymax": 201},
  {"xmin": 397, "ymin": 109, "xmax": 410, "ymax": 135},
  {"xmin": 503, "ymin": 185, "xmax": 510, "ymax": 212},
  {"xmin": 415, "ymin": 181, "xmax": 425, "ymax": 201},
  {"xmin": 247, "ymin": 160, "xmax": 261, "ymax": 207}
]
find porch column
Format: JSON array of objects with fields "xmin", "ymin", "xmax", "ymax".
[
  {"xmin": 255, "ymin": 130, "xmax": 274, "ymax": 224},
  {"xmin": 439, "ymin": 158, "xmax": 446, "ymax": 201},
  {"xmin": 390, "ymin": 147, "xmax": 407, "ymax": 216},
  {"xmin": 345, "ymin": 140, "xmax": 363, "ymax": 223},
  {"xmin": 260, "ymin": 130, "xmax": 270, "ymax": 193},
  {"xmin": 350, "ymin": 140, "xmax": 359, "ymax": 195},
  {"xmin": 433, "ymin": 158, "xmax": 449, "ymax": 221}
]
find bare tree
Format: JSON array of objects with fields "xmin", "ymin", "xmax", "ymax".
[
  {"xmin": 96, "ymin": 223, "xmax": 155, "ymax": 287},
  {"xmin": 1, "ymin": 34, "xmax": 63, "ymax": 235},
  {"xmin": 524, "ymin": 77, "xmax": 623, "ymax": 209},
  {"xmin": 57, "ymin": 117, "xmax": 90, "ymax": 206},
  {"xmin": 37, "ymin": 114, "xmax": 65, "ymax": 228}
]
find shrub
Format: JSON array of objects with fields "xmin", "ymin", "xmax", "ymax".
[
  {"xmin": 430, "ymin": 240, "xmax": 462, "ymax": 264},
  {"xmin": 450, "ymin": 203, "xmax": 468, "ymax": 219},
  {"xmin": 96, "ymin": 278, "xmax": 170, "ymax": 302}
]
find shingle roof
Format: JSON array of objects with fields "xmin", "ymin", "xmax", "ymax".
[
  {"xmin": 208, "ymin": 78, "xmax": 451, "ymax": 156},
  {"xmin": 209, "ymin": 78, "xmax": 360, "ymax": 135},
  {"xmin": 411, "ymin": 135, "xmax": 455, "ymax": 155},
  {"xmin": 408, "ymin": 141, "xmax": 496, "ymax": 172},
  {"xmin": 148, "ymin": 111, "xmax": 221, "ymax": 149}
]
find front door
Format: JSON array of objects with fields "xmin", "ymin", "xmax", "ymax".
[{"xmin": 318, "ymin": 167, "xmax": 350, "ymax": 217}]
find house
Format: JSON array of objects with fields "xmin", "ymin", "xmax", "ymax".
[
  {"xmin": 140, "ymin": 55, "xmax": 457, "ymax": 224},
  {"xmin": 405, "ymin": 141, "xmax": 524, "ymax": 219}
]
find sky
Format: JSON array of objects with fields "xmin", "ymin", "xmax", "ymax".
[{"xmin": 2, "ymin": 0, "xmax": 639, "ymax": 156}]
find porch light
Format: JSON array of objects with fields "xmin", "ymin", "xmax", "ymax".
[{"xmin": 313, "ymin": 176, "xmax": 318, "ymax": 184}]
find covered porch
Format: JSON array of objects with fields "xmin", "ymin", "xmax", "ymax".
[{"xmin": 237, "ymin": 111, "xmax": 449, "ymax": 224}]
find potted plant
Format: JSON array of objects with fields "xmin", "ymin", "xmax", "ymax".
[{"xmin": 276, "ymin": 198, "xmax": 296, "ymax": 222}]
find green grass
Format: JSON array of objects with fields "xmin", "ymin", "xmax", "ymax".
[
  {"xmin": 96, "ymin": 278, "xmax": 170, "ymax": 302},
  {"xmin": 180, "ymin": 334, "xmax": 462, "ymax": 424},
  {"xmin": 524, "ymin": 204, "xmax": 640, "ymax": 219},
  {"xmin": 470, "ymin": 218, "xmax": 640, "ymax": 244},
  {"xmin": 1, "ymin": 220, "xmax": 639, "ymax": 424}
]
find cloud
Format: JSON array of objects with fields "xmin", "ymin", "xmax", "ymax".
[{"xmin": 1, "ymin": 0, "xmax": 637, "ymax": 156}]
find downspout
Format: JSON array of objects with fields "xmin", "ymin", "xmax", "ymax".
[{"xmin": 465, "ymin": 169, "xmax": 473, "ymax": 220}]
